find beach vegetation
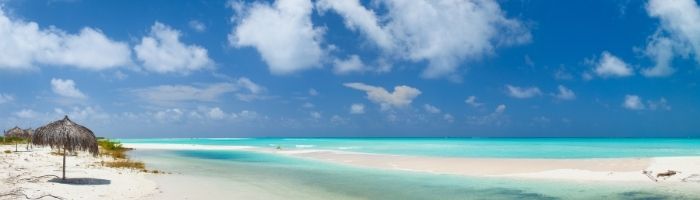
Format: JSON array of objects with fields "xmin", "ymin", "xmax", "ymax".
[
  {"xmin": 3, "ymin": 150, "xmax": 11, "ymax": 154},
  {"xmin": 98, "ymin": 139, "xmax": 129, "ymax": 159},
  {"xmin": 102, "ymin": 160, "xmax": 146, "ymax": 170}
]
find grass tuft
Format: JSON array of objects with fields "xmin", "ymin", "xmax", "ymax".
[
  {"xmin": 3, "ymin": 150, "xmax": 11, "ymax": 154},
  {"xmin": 102, "ymin": 160, "xmax": 146, "ymax": 170}
]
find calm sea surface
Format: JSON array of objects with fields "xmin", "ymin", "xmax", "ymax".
[{"xmin": 122, "ymin": 138, "xmax": 700, "ymax": 199}]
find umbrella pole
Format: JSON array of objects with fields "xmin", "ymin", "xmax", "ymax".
[{"xmin": 62, "ymin": 148, "xmax": 66, "ymax": 180}]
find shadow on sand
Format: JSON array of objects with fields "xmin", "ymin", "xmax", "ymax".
[{"xmin": 48, "ymin": 178, "xmax": 111, "ymax": 185}]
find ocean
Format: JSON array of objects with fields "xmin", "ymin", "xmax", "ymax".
[{"xmin": 122, "ymin": 138, "xmax": 700, "ymax": 199}]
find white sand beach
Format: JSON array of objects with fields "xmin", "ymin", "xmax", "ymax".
[
  {"xmin": 126, "ymin": 143, "xmax": 700, "ymax": 183},
  {"xmin": 0, "ymin": 145, "xmax": 158, "ymax": 200},
  {"xmin": 4, "ymin": 143, "xmax": 700, "ymax": 199},
  {"xmin": 254, "ymin": 147, "xmax": 700, "ymax": 183}
]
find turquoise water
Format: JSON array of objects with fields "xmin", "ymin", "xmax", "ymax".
[
  {"xmin": 122, "ymin": 138, "xmax": 700, "ymax": 199},
  {"xmin": 120, "ymin": 138, "xmax": 700, "ymax": 158},
  {"xmin": 129, "ymin": 149, "xmax": 700, "ymax": 200}
]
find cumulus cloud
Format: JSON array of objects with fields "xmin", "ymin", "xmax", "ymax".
[
  {"xmin": 553, "ymin": 85, "xmax": 576, "ymax": 100},
  {"xmin": 310, "ymin": 111, "xmax": 322, "ymax": 119},
  {"xmin": 0, "ymin": 8, "xmax": 132, "ymax": 70},
  {"xmin": 332, "ymin": 54, "xmax": 366, "ymax": 74},
  {"xmin": 131, "ymin": 83, "xmax": 236, "ymax": 105},
  {"xmin": 647, "ymin": 97, "xmax": 671, "ymax": 111},
  {"xmin": 234, "ymin": 77, "xmax": 267, "ymax": 101},
  {"xmin": 506, "ymin": 85, "xmax": 541, "ymax": 99},
  {"xmin": 642, "ymin": 35, "xmax": 675, "ymax": 77},
  {"xmin": 134, "ymin": 22, "xmax": 213, "ymax": 74},
  {"xmin": 302, "ymin": 102, "xmax": 315, "ymax": 108},
  {"xmin": 207, "ymin": 107, "xmax": 226, "ymax": 119},
  {"xmin": 467, "ymin": 104, "xmax": 507, "ymax": 126},
  {"xmin": 644, "ymin": 0, "xmax": 700, "ymax": 77},
  {"xmin": 350, "ymin": 103, "xmax": 365, "ymax": 114},
  {"xmin": 316, "ymin": 0, "xmax": 393, "ymax": 50},
  {"xmin": 623, "ymin": 95, "xmax": 645, "ymax": 110},
  {"xmin": 0, "ymin": 93, "xmax": 14, "ymax": 104},
  {"xmin": 344, "ymin": 82, "xmax": 421, "ymax": 110},
  {"xmin": 14, "ymin": 109, "xmax": 39, "ymax": 119},
  {"xmin": 189, "ymin": 20, "xmax": 206, "ymax": 32},
  {"xmin": 51, "ymin": 78, "xmax": 87, "ymax": 99},
  {"xmin": 308, "ymin": 88, "xmax": 319, "ymax": 96},
  {"xmin": 130, "ymin": 77, "xmax": 265, "ymax": 105},
  {"xmin": 230, "ymin": 0, "xmax": 324, "ymax": 75},
  {"xmin": 443, "ymin": 113, "xmax": 455, "ymax": 123},
  {"xmin": 593, "ymin": 51, "xmax": 633, "ymax": 78},
  {"xmin": 464, "ymin": 96, "xmax": 483, "ymax": 107},
  {"xmin": 318, "ymin": 0, "xmax": 530, "ymax": 78},
  {"xmin": 423, "ymin": 104, "xmax": 441, "ymax": 114}
]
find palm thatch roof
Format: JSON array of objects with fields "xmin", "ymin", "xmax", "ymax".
[
  {"xmin": 32, "ymin": 116, "xmax": 98, "ymax": 156},
  {"xmin": 4, "ymin": 126, "xmax": 31, "ymax": 138}
]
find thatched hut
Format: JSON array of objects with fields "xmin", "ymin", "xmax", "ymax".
[{"xmin": 32, "ymin": 116, "xmax": 99, "ymax": 180}]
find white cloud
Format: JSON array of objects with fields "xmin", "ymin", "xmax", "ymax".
[
  {"xmin": 623, "ymin": 95, "xmax": 645, "ymax": 110},
  {"xmin": 316, "ymin": 0, "xmax": 393, "ymax": 50},
  {"xmin": 302, "ymin": 102, "xmax": 315, "ymax": 108},
  {"xmin": 230, "ymin": 0, "xmax": 324, "ymax": 75},
  {"xmin": 423, "ymin": 104, "xmax": 441, "ymax": 114},
  {"xmin": 642, "ymin": 35, "xmax": 675, "ymax": 77},
  {"xmin": 332, "ymin": 54, "xmax": 365, "ymax": 74},
  {"xmin": 131, "ymin": 77, "xmax": 264, "ymax": 105},
  {"xmin": 310, "ymin": 111, "xmax": 322, "ymax": 119},
  {"xmin": 495, "ymin": 104, "xmax": 506, "ymax": 113},
  {"xmin": 443, "ymin": 113, "xmax": 454, "ymax": 123},
  {"xmin": 131, "ymin": 83, "xmax": 236, "ymax": 105},
  {"xmin": 189, "ymin": 20, "xmax": 207, "ymax": 32},
  {"xmin": 51, "ymin": 78, "xmax": 87, "ymax": 99},
  {"xmin": 594, "ymin": 51, "xmax": 633, "ymax": 78},
  {"xmin": 14, "ymin": 109, "xmax": 39, "ymax": 118},
  {"xmin": 308, "ymin": 88, "xmax": 319, "ymax": 96},
  {"xmin": 0, "ymin": 8, "xmax": 132, "ymax": 70},
  {"xmin": 467, "ymin": 104, "xmax": 507, "ymax": 126},
  {"xmin": 464, "ymin": 96, "xmax": 483, "ymax": 107},
  {"xmin": 644, "ymin": 0, "xmax": 700, "ymax": 77},
  {"xmin": 153, "ymin": 108, "xmax": 184, "ymax": 122},
  {"xmin": 506, "ymin": 85, "xmax": 541, "ymax": 99},
  {"xmin": 0, "ymin": 93, "xmax": 14, "ymax": 104},
  {"xmin": 553, "ymin": 85, "xmax": 576, "ymax": 100},
  {"xmin": 350, "ymin": 103, "xmax": 365, "ymax": 114},
  {"xmin": 647, "ymin": 97, "xmax": 671, "ymax": 111},
  {"xmin": 234, "ymin": 77, "xmax": 267, "ymax": 101},
  {"xmin": 344, "ymin": 82, "xmax": 421, "ymax": 110},
  {"xmin": 318, "ymin": 0, "xmax": 530, "ymax": 78},
  {"xmin": 134, "ymin": 22, "xmax": 213, "ymax": 74},
  {"xmin": 207, "ymin": 107, "xmax": 226, "ymax": 119}
]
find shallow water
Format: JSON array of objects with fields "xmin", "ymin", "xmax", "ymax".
[
  {"xmin": 120, "ymin": 138, "xmax": 700, "ymax": 158},
  {"xmin": 128, "ymin": 149, "xmax": 700, "ymax": 200}
]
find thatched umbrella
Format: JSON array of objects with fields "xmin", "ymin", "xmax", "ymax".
[
  {"xmin": 32, "ymin": 116, "xmax": 98, "ymax": 180},
  {"xmin": 4, "ymin": 126, "xmax": 30, "ymax": 152}
]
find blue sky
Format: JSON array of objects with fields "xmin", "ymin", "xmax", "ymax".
[{"xmin": 0, "ymin": 0, "xmax": 699, "ymax": 138}]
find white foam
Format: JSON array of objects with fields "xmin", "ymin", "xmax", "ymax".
[{"xmin": 123, "ymin": 143, "xmax": 254, "ymax": 151}]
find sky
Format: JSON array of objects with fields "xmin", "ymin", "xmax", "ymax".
[{"xmin": 0, "ymin": 0, "xmax": 699, "ymax": 138}]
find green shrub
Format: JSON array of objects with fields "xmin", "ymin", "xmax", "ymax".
[{"xmin": 98, "ymin": 139, "xmax": 129, "ymax": 159}]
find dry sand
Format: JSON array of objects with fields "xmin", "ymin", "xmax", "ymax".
[
  {"xmin": 256, "ymin": 148, "xmax": 700, "ymax": 183},
  {"xmin": 0, "ymin": 145, "xmax": 158, "ymax": 200}
]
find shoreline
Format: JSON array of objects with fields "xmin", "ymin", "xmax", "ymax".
[{"xmin": 125, "ymin": 143, "xmax": 700, "ymax": 183}]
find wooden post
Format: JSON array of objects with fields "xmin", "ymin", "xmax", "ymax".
[{"xmin": 62, "ymin": 148, "xmax": 66, "ymax": 180}]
